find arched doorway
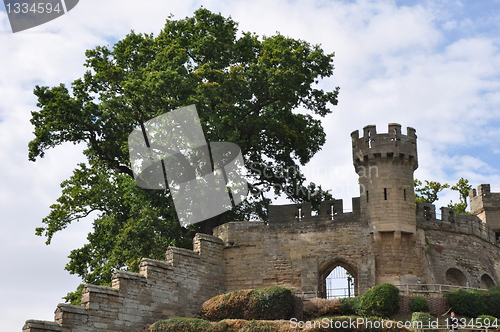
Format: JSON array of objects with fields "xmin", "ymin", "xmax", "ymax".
[
  {"xmin": 481, "ymin": 274, "xmax": 496, "ymax": 289},
  {"xmin": 319, "ymin": 260, "xmax": 358, "ymax": 299},
  {"xmin": 445, "ymin": 268, "xmax": 467, "ymax": 287}
]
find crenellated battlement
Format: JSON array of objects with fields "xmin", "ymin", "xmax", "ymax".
[
  {"xmin": 23, "ymin": 234, "xmax": 225, "ymax": 332},
  {"xmin": 351, "ymin": 123, "xmax": 418, "ymax": 169},
  {"xmin": 351, "ymin": 124, "xmax": 418, "ymax": 239},
  {"xmin": 470, "ymin": 184, "xmax": 500, "ymax": 234},
  {"xmin": 267, "ymin": 198, "xmax": 360, "ymax": 223},
  {"xmin": 416, "ymin": 202, "xmax": 496, "ymax": 243}
]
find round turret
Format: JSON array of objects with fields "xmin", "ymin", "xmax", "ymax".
[{"xmin": 351, "ymin": 124, "xmax": 418, "ymax": 243}]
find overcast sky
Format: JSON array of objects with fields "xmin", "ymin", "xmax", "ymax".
[{"xmin": 2, "ymin": 0, "xmax": 500, "ymax": 330}]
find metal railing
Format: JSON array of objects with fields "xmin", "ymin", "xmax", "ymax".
[
  {"xmin": 395, "ymin": 284, "xmax": 488, "ymax": 296},
  {"xmin": 326, "ymin": 287, "xmax": 355, "ymax": 299}
]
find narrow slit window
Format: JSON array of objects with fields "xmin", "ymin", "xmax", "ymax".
[
  {"xmin": 384, "ymin": 188, "xmax": 387, "ymax": 200},
  {"xmin": 366, "ymin": 191, "xmax": 369, "ymax": 202},
  {"xmin": 404, "ymin": 189, "xmax": 406, "ymax": 201}
]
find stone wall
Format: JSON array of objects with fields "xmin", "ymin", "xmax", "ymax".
[
  {"xmin": 23, "ymin": 234, "xmax": 224, "ymax": 332},
  {"xmin": 213, "ymin": 217, "xmax": 376, "ymax": 297},
  {"xmin": 398, "ymin": 296, "xmax": 449, "ymax": 315},
  {"xmin": 471, "ymin": 184, "xmax": 500, "ymax": 232},
  {"xmin": 23, "ymin": 201, "xmax": 500, "ymax": 332},
  {"xmin": 423, "ymin": 228, "xmax": 500, "ymax": 289}
]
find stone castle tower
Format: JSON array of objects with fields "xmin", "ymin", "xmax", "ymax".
[
  {"xmin": 23, "ymin": 124, "xmax": 500, "ymax": 332},
  {"xmin": 352, "ymin": 124, "xmax": 418, "ymax": 243}
]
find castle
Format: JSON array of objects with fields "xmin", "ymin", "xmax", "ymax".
[{"xmin": 23, "ymin": 124, "xmax": 500, "ymax": 332}]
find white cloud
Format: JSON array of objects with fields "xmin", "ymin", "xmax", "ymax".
[{"xmin": 3, "ymin": 0, "xmax": 500, "ymax": 330}]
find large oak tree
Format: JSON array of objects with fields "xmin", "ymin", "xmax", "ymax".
[{"xmin": 29, "ymin": 8, "xmax": 338, "ymax": 302}]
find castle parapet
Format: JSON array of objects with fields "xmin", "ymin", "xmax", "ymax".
[
  {"xmin": 352, "ymin": 124, "xmax": 418, "ymax": 240},
  {"xmin": 351, "ymin": 123, "xmax": 417, "ymax": 168},
  {"xmin": 416, "ymin": 202, "xmax": 495, "ymax": 243},
  {"xmin": 470, "ymin": 184, "xmax": 500, "ymax": 232},
  {"xmin": 267, "ymin": 198, "xmax": 361, "ymax": 223},
  {"xmin": 416, "ymin": 202, "xmax": 437, "ymax": 220},
  {"xmin": 23, "ymin": 234, "xmax": 225, "ymax": 332}
]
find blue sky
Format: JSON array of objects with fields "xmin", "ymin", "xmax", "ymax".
[{"xmin": 2, "ymin": 0, "xmax": 500, "ymax": 330}]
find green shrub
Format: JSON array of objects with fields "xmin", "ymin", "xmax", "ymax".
[
  {"xmin": 410, "ymin": 296, "xmax": 430, "ymax": 312},
  {"xmin": 201, "ymin": 286, "xmax": 293, "ymax": 321},
  {"xmin": 151, "ymin": 316, "xmax": 413, "ymax": 332},
  {"xmin": 486, "ymin": 289, "xmax": 500, "ymax": 318},
  {"xmin": 411, "ymin": 312, "xmax": 437, "ymax": 332},
  {"xmin": 307, "ymin": 316, "xmax": 411, "ymax": 331},
  {"xmin": 488, "ymin": 285, "xmax": 500, "ymax": 294},
  {"xmin": 477, "ymin": 315, "xmax": 499, "ymax": 328},
  {"xmin": 445, "ymin": 289, "xmax": 488, "ymax": 317},
  {"xmin": 411, "ymin": 312, "xmax": 435, "ymax": 325},
  {"xmin": 339, "ymin": 297, "xmax": 362, "ymax": 315},
  {"xmin": 359, "ymin": 283, "xmax": 400, "ymax": 317},
  {"xmin": 152, "ymin": 318, "xmax": 211, "ymax": 332}
]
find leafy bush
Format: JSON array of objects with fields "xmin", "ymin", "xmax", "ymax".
[
  {"xmin": 411, "ymin": 312, "xmax": 437, "ymax": 332},
  {"xmin": 152, "ymin": 318, "xmax": 211, "ymax": 332},
  {"xmin": 477, "ymin": 315, "xmax": 498, "ymax": 327},
  {"xmin": 485, "ymin": 287, "xmax": 500, "ymax": 318},
  {"xmin": 445, "ymin": 289, "xmax": 488, "ymax": 317},
  {"xmin": 151, "ymin": 317, "xmax": 413, "ymax": 332},
  {"xmin": 446, "ymin": 288, "xmax": 500, "ymax": 318},
  {"xmin": 411, "ymin": 312, "xmax": 435, "ymax": 325},
  {"xmin": 201, "ymin": 286, "xmax": 294, "ymax": 321},
  {"xmin": 359, "ymin": 284, "xmax": 400, "ymax": 317},
  {"xmin": 303, "ymin": 298, "xmax": 341, "ymax": 318},
  {"xmin": 486, "ymin": 292, "xmax": 500, "ymax": 318},
  {"xmin": 410, "ymin": 296, "xmax": 430, "ymax": 312},
  {"xmin": 488, "ymin": 285, "xmax": 500, "ymax": 294},
  {"xmin": 339, "ymin": 297, "xmax": 362, "ymax": 315}
]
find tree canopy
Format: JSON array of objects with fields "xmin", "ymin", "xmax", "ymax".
[
  {"xmin": 28, "ymin": 8, "xmax": 338, "ymax": 302},
  {"xmin": 414, "ymin": 179, "xmax": 449, "ymax": 204},
  {"xmin": 414, "ymin": 178, "xmax": 472, "ymax": 213}
]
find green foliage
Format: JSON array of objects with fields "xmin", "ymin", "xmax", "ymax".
[
  {"xmin": 201, "ymin": 287, "xmax": 293, "ymax": 321},
  {"xmin": 414, "ymin": 179, "xmax": 449, "ymax": 204},
  {"xmin": 488, "ymin": 285, "xmax": 500, "ymax": 294},
  {"xmin": 359, "ymin": 283, "xmax": 400, "ymax": 317},
  {"xmin": 338, "ymin": 297, "xmax": 362, "ymax": 315},
  {"xmin": 28, "ymin": 7, "xmax": 339, "ymax": 300},
  {"xmin": 151, "ymin": 316, "xmax": 412, "ymax": 332},
  {"xmin": 415, "ymin": 178, "xmax": 472, "ymax": 213},
  {"xmin": 152, "ymin": 318, "xmax": 212, "ymax": 332},
  {"xmin": 445, "ymin": 289, "xmax": 488, "ymax": 317},
  {"xmin": 485, "ymin": 291, "xmax": 500, "ymax": 318},
  {"xmin": 63, "ymin": 283, "xmax": 86, "ymax": 305},
  {"xmin": 447, "ymin": 201, "xmax": 467, "ymax": 214},
  {"xmin": 450, "ymin": 178, "xmax": 472, "ymax": 210},
  {"xmin": 411, "ymin": 312, "xmax": 437, "ymax": 331},
  {"xmin": 477, "ymin": 315, "xmax": 498, "ymax": 325},
  {"xmin": 445, "ymin": 287, "xmax": 500, "ymax": 318},
  {"xmin": 410, "ymin": 296, "xmax": 430, "ymax": 312}
]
